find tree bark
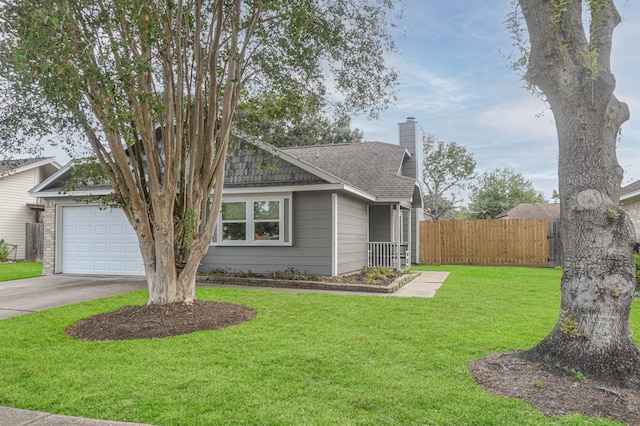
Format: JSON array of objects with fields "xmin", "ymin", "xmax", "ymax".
[{"xmin": 518, "ymin": 0, "xmax": 640, "ymax": 387}]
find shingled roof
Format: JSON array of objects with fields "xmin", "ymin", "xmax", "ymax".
[
  {"xmin": 281, "ymin": 142, "xmax": 419, "ymax": 202},
  {"xmin": 31, "ymin": 139, "xmax": 422, "ymax": 206}
]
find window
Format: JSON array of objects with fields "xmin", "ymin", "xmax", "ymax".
[
  {"xmin": 221, "ymin": 202, "xmax": 247, "ymax": 241},
  {"xmin": 215, "ymin": 194, "xmax": 291, "ymax": 245}
]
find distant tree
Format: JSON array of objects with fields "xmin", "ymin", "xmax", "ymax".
[
  {"xmin": 422, "ymin": 134, "xmax": 476, "ymax": 220},
  {"xmin": 469, "ymin": 168, "xmax": 545, "ymax": 219}
]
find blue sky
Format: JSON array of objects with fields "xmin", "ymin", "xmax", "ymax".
[{"xmin": 352, "ymin": 0, "xmax": 640, "ymax": 201}]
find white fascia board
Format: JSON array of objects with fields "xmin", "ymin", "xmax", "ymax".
[
  {"xmin": 331, "ymin": 192, "xmax": 338, "ymax": 276},
  {"xmin": 223, "ymin": 183, "xmax": 376, "ymax": 202},
  {"xmin": 621, "ymin": 190, "xmax": 640, "ymax": 202},
  {"xmin": 1, "ymin": 157, "xmax": 59, "ymax": 178},
  {"xmin": 30, "ymin": 189, "xmax": 114, "ymax": 198},
  {"xmin": 375, "ymin": 198, "xmax": 413, "ymax": 209},
  {"xmin": 397, "ymin": 149, "xmax": 412, "ymax": 176}
]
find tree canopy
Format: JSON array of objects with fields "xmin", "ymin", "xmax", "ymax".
[
  {"xmin": 0, "ymin": 0, "xmax": 399, "ymax": 304},
  {"xmin": 468, "ymin": 168, "xmax": 545, "ymax": 219},
  {"xmin": 235, "ymin": 96, "xmax": 364, "ymax": 147}
]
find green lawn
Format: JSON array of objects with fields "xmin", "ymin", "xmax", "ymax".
[
  {"xmin": 0, "ymin": 265, "xmax": 630, "ymax": 425},
  {"xmin": 0, "ymin": 262, "xmax": 42, "ymax": 282}
]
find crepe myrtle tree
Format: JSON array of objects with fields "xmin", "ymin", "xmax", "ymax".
[
  {"xmin": 514, "ymin": 0, "xmax": 640, "ymax": 386},
  {"xmin": 0, "ymin": 0, "xmax": 398, "ymax": 305}
]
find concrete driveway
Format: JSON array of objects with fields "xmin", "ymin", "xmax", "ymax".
[{"xmin": 0, "ymin": 275, "xmax": 147, "ymax": 319}]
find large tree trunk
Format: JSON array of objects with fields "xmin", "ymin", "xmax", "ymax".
[{"xmin": 519, "ymin": 0, "xmax": 640, "ymax": 387}]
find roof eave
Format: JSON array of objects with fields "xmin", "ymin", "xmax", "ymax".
[
  {"xmin": 621, "ymin": 189, "xmax": 640, "ymax": 202},
  {"xmin": 1, "ymin": 157, "xmax": 60, "ymax": 178},
  {"xmin": 30, "ymin": 189, "xmax": 113, "ymax": 198}
]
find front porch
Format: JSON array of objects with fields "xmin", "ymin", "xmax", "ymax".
[
  {"xmin": 367, "ymin": 204, "xmax": 413, "ymax": 271},
  {"xmin": 368, "ymin": 241, "xmax": 411, "ymax": 270}
]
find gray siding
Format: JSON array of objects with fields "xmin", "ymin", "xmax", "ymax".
[
  {"xmin": 369, "ymin": 205, "xmax": 391, "ymax": 242},
  {"xmin": 201, "ymin": 191, "xmax": 333, "ymax": 275},
  {"xmin": 337, "ymin": 193, "xmax": 368, "ymax": 274}
]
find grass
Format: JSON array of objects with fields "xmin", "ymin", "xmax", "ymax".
[
  {"xmin": 0, "ymin": 265, "xmax": 630, "ymax": 425},
  {"xmin": 0, "ymin": 262, "xmax": 42, "ymax": 282}
]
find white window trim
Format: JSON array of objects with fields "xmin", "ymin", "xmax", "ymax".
[{"xmin": 213, "ymin": 193, "xmax": 292, "ymax": 246}]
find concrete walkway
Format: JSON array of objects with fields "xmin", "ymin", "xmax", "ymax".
[
  {"xmin": 391, "ymin": 271, "xmax": 449, "ymax": 297},
  {"xmin": 198, "ymin": 271, "xmax": 450, "ymax": 298},
  {"xmin": 0, "ymin": 271, "xmax": 448, "ymax": 425}
]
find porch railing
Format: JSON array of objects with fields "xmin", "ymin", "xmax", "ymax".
[{"xmin": 367, "ymin": 242, "xmax": 410, "ymax": 270}]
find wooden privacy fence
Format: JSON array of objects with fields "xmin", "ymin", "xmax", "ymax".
[
  {"xmin": 419, "ymin": 218, "xmax": 553, "ymax": 267},
  {"xmin": 25, "ymin": 222, "xmax": 44, "ymax": 262}
]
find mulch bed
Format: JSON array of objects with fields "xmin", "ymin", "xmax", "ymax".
[
  {"xmin": 470, "ymin": 352, "xmax": 640, "ymax": 425},
  {"xmin": 65, "ymin": 300, "xmax": 256, "ymax": 341}
]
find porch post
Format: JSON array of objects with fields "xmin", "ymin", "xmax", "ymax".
[
  {"xmin": 407, "ymin": 208, "xmax": 412, "ymax": 269},
  {"xmin": 396, "ymin": 203, "xmax": 401, "ymax": 271}
]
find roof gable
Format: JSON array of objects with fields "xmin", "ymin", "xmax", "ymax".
[{"xmin": 225, "ymin": 138, "xmax": 328, "ymax": 187}]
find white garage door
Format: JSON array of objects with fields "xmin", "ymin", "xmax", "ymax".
[{"xmin": 60, "ymin": 205, "xmax": 145, "ymax": 275}]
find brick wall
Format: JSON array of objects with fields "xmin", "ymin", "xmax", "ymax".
[{"xmin": 42, "ymin": 199, "xmax": 56, "ymax": 275}]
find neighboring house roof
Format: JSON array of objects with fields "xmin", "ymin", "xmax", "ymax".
[
  {"xmin": 496, "ymin": 202, "xmax": 560, "ymax": 221},
  {"xmin": 621, "ymin": 179, "xmax": 640, "ymax": 202},
  {"xmin": 0, "ymin": 157, "xmax": 60, "ymax": 178},
  {"xmin": 31, "ymin": 138, "xmax": 422, "ymax": 207}
]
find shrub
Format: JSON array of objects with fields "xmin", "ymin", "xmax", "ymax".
[
  {"xmin": 362, "ymin": 266, "xmax": 400, "ymax": 285},
  {"xmin": 0, "ymin": 240, "xmax": 9, "ymax": 263}
]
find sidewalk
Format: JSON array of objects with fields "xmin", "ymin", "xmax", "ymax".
[
  {"xmin": 0, "ymin": 406, "xmax": 150, "ymax": 426},
  {"xmin": 0, "ymin": 271, "xmax": 448, "ymax": 425}
]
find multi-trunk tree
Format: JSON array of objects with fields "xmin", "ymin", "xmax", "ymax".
[
  {"xmin": 517, "ymin": 0, "xmax": 640, "ymax": 386},
  {"xmin": 0, "ymin": 0, "xmax": 398, "ymax": 305}
]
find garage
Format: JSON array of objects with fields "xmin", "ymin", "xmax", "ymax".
[{"xmin": 59, "ymin": 205, "xmax": 145, "ymax": 275}]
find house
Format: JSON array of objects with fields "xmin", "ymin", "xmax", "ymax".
[
  {"xmin": 0, "ymin": 157, "xmax": 60, "ymax": 260},
  {"xmin": 621, "ymin": 180, "xmax": 640, "ymax": 241},
  {"xmin": 30, "ymin": 118, "xmax": 424, "ymax": 276},
  {"xmin": 496, "ymin": 201, "xmax": 560, "ymax": 221}
]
